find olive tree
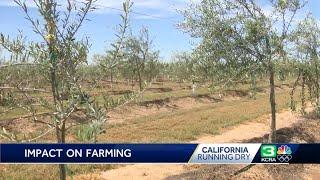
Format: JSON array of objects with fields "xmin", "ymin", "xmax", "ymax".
[
  {"xmin": 124, "ymin": 27, "xmax": 159, "ymax": 91},
  {"xmin": 98, "ymin": 0, "xmax": 132, "ymax": 89},
  {"xmin": 180, "ymin": 0, "xmax": 305, "ymax": 142},
  {"xmin": 291, "ymin": 15, "xmax": 320, "ymax": 115},
  {"xmin": 171, "ymin": 52, "xmax": 196, "ymax": 82},
  {"xmin": 1, "ymin": 0, "xmax": 107, "ymax": 179}
]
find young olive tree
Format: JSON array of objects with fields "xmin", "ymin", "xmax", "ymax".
[
  {"xmin": 291, "ymin": 15, "xmax": 320, "ymax": 115},
  {"xmin": 180, "ymin": 0, "xmax": 305, "ymax": 142},
  {"xmin": 98, "ymin": 0, "xmax": 132, "ymax": 89},
  {"xmin": 0, "ymin": 31, "xmax": 47, "ymax": 123},
  {"xmin": 124, "ymin": 27, "xmax": 159, "ymax": 91},
  {"xmin": 1, "ymin": 1, "xmax": 107, "ymax": 179},
  {"xmin": 172, "ymin": 52, "xmax": 195, "ymax": 82}
]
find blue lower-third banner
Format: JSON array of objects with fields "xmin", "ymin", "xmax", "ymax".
[{"xmin": 0, "ymin": 143, "xmax": 319, "ymax": 164}]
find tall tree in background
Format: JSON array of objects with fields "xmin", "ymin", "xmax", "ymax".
[{"xmin": 180, "ymin": 0, "xmax": 305, "ymax": 142}]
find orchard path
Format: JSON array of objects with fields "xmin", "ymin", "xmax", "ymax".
[{"xmin": 75, "ymin": 107, "xmax": 310, "ymax": 180}]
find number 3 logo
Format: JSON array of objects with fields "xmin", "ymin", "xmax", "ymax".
[{"xmin": 261, "ymin": 145, "xmax": 276, "ymax": 158}]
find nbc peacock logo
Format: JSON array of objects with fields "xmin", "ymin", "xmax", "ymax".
[{"xmin": 276, "ymin": 145, "xmax": 292, "ymax": 163}]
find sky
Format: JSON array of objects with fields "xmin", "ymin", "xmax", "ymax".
[{"xmin": 0, "ymin": 0, "xmax": 319, "ymax": 63}]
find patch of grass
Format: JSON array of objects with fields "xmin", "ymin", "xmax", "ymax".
[
  {"xmin": 0, "ymin": 164, "xmax": 112, "ymax": 180},
  {"xmin": 141, "ymin": 87, "xmax": 210, "ymax": 101},
  {"xmin": 0, "ymin": 165, "xmax": 59, "ymax": 180},
  {"xmin": 99, "ymin": 89, "xmax": 297, "ymax": 143},
  {"xmin": 0, "ymin": 106, "xmax": 50, "ymax": 121}
]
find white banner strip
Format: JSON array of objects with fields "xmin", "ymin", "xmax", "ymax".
[{"xmin": 189, "ymin": 143, "xmax": 261, "ymax": 164}]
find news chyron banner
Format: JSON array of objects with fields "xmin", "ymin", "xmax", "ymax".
[{"xmin": 0, "ymin": 143, "xmax": 320, "ymax": 164}]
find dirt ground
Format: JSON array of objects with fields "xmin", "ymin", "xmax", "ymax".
[
  {"xmin": 167, "ymin": 115, "xmax": 320, "ymax": 180},
  {"xmin": 75, "ymin": 106, "xmax": 320, "ymax": 180},
  {"xmin": 2, "ymin": 84, "xmax": 318, "ymax": 179},
  {"xmin": 107, "ymin": 94, "xmax": 232, "ymax": 124}
]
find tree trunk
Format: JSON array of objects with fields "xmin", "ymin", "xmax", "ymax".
[
  {"xmin": 301, "ymin": 72, "xmax": 306, "ymax": 115},
  {"xmin": 110, "ymin": 70, "xmax": 113, "ymax": 90},
  {"xmin": 250, "ymin": 71, "xmax": 257, "ymax": 99},
  {"xmin": 51, "ymin": 69, "xmax": 67, "ymax": 180},
  {"xmin": 290, "ymin": 71, "xmax": 301, "ymax": 111},
  {"xmin": 313, "ymin": 50, "xmax": 320, "ymax": 114},
  {"xmin": 138, "ymin": 70, "xmax": 143, "ymax": 91},
  {"xmin": 54, "ymin": 123, "xmax": 66, "ymax": 180},
  {"xmin": 58, "ymin": 165, "xmax": 67, "ymax": 180},
  {"xmin": 268, "ymin": 64, "xmax": 276, "ymax": 143},
  {"xmin": 47, "ymin": 26, "xmax": 67, "ymax": 180},
  {"xmin": 49, "ymin": 44, "xmax": 66, "ymax": 180},
  {"xmin": 59, "ymin": 122, "xmax": 67, "ymax": 180},
  {"xmin": 131, "ymin": 77, "xmax": 134, "ymax": 90}
]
